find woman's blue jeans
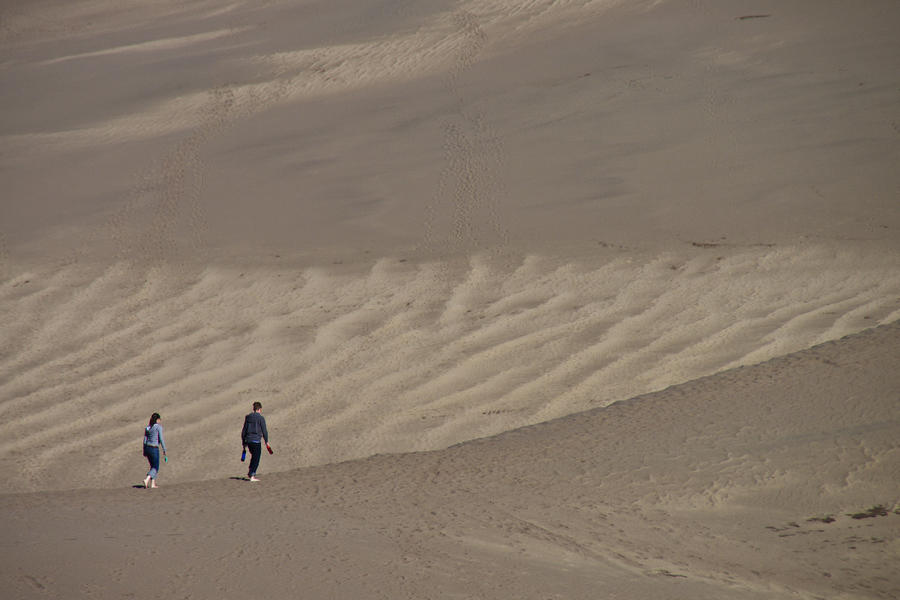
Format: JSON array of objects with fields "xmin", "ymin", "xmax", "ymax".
[{"xmin": 144, "ymin": 445, "xmax": 160, "ymax": 479}]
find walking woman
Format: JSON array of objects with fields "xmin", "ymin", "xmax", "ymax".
[{"xmin": 142, "ymin": 413, "xmax": 167, "ymax": 488}]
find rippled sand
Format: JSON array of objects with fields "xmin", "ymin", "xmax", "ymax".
[
  {"xmin": 2, "ymin": 242, "xmax": 900, "ymax": 493},
  {"xmin": 2, "ymin": 0, "xmax": 899, "ymax": 598}
]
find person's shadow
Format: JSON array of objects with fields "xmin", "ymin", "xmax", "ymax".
[{"xmin": 132, "ymin": 478, "xmax": 249, "ymax": 488}]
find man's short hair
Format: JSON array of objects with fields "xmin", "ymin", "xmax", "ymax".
[{"xmin": 253, "ymin": 401, "xmax": 262, "ymax": 411}]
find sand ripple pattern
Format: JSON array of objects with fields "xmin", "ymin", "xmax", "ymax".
[
  {"xmin": 1, "ymin": 0, "xmax": 620, "ymax": 153},
  {"xmin": 1, "ymin": 243, "xmax": 899, "ymax": 492}
]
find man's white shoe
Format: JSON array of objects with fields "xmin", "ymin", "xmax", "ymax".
[{"xmin": 249, "ymin": 476, "xmax": 260, "ymax": 482}]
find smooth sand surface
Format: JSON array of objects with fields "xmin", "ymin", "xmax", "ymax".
[{"xmin": 2, "ymin": 0, "xmax": 899, "ymax": 598}]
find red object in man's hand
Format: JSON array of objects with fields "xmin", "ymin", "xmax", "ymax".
[{"xmin": 266, "ymin": 444, "xmax": 273, "ymax": 455}]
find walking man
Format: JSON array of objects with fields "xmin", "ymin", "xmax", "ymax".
[{"xmin": 241, "ymin": 402, "xmax": 271, "ymax": 482}]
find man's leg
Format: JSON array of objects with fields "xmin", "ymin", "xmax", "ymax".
[{"xmin": 247, "ymin": 442, "xmax": 262, "ymax": 478}]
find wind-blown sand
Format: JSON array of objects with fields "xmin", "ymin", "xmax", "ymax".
[
  {"xmin": 3, "ymin": 322, "xmax": 900, "ymax": 598},
  {"xmin": 2, "ymin": 0, "xmax": 899, "ymax": 598}
]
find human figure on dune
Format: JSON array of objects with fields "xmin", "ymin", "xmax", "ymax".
[
  {"xmin": 241, "ymin": 402, "xmax": 271, "ymax": 482},
  {"xmin": 142, "ymin": 412, "xmax": 167, "ymax": 488}
]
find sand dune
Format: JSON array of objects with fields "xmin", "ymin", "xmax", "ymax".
[
  {"xmin": 2, "ymin": 241, "xmax": 899, "ymax": 493},
  {"xmin": 2, "ymin": 0, "xmax": 899, "ymax": 598},
  {"xmin": 5, "ymin": 0, "xmax": 899, "ymax": 257},
  {"xmin": 2, "ymin": 321, "xmax": 898, "ymax": 599}
]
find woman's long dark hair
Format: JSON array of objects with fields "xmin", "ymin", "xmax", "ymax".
[{"xmin": 148, "ymin": 413, "xmax": 161, "ymax": 427}]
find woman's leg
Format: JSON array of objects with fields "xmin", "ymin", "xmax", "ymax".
[
  {"xmin": 142, "ymin": 446, "xmax": 152, "ymax": 487},
  {"xmin": 145, "ymin": 446, "xmax": 160, "ymax": 480}
]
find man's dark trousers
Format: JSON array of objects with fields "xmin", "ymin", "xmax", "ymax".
[{"xmin": 247, "ymin": 441, "xmax": 262, "ymax": 477}]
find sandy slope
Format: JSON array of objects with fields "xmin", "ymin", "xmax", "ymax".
[
  {"xmin": 2, "ymin": 322, "xmax": 898, "ymax": 599},
  {"xmin": 1, "ymin": 242, "xmax": 900, "ymax": 493},
  {"xmin": 1, "ymin": 0, "xmax": 900, "ymax": 598},
  {"xmin": 3, "ymin": 0, "xmax": 899, "ymax": 258}
]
